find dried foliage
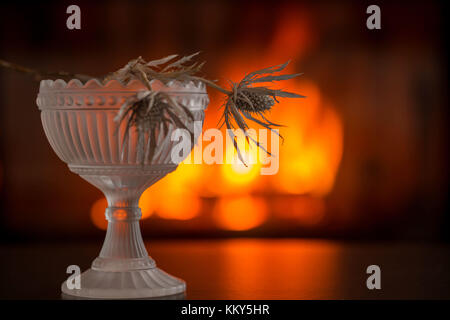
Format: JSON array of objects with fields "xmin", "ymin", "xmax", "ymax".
[
  {"xmin": 103, "ymin": 53, "xmax": 205, "ymax": 87},
  {"xmin": 0, "ymin": 59, "xmax": 94, "ymax": 82},
  {"xmin": 114, "ymin": 90, "xmax": 194, "ymax": 163},
  {"xmin": 220, "ymin": 61, "xmax": 305, "ymax": 163},
  {"xmin": 107, "ymin": 53, "xmax": 207, "ymax": 163},
  {"xmin": 0, "ymin": 54, "xmax": 305, "ymax": 164}
]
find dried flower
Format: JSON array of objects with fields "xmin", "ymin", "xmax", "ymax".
[
  {"xmin": 221, "ymin": 61, "xmax": 305, "ymax": 164},
  {"xmin": 107, "ymin": 53, "xmax": 207, "ymax": 163},
  {"xmin": 104, "ymin": 52, "xmax": 205, "ymax": 87},
  {"xmin": 234, "ymin": 91, "xmax": 275, "ymax": 112},
  {"xmin": 115, "ymin": 90, "xmax": 194, "ymax": 163}
]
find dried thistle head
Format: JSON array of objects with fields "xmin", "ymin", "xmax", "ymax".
[
  {"xmin": 221, "ymin": 61, "xmax": 305, "ymax": 164},
  {"xmin": 115, "ymin": 90, "xmax": 194, "ymax": 163},
  {"xmin": 107, "ymin": 53, "xmax": 207, "ymax": 164},
  {"xmin": 234, "ymin": 91, "xmax": 275, "ymax": 112}
]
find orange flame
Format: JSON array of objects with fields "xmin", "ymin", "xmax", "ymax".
[
  {"xmin": 90, "ymin": 198, "xmax": 108, "ymax": 230},
  {"xmin": 273, "ymin": 80, "xmax": 343, "ymax": 196},
  {"xmin": 213, "ymin": 195, "xmax": 268, "ymax": 231}
]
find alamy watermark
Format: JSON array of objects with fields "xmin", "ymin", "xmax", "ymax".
[
  {"xmin": 66, "ymin": 5, "xmax": 81, "ymax": 30},
  {"xmin": 366, "ymin": 265, "xmax": 381, "ymax": 290},
  {"xmin": 170, "ymin": 124, "xmax": 280, "ymax": 175},
  {"xmin": 66, "ymin": 265, "xmax": 81, "ymax": 290},
  {"xmin": 366, "ymin": 5, "xmax": 381, "ymax": 30}
]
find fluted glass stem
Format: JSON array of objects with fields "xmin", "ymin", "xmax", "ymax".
[{"xmin": 92, "ymin": 198, "xmax": 155, "ymax": 272}]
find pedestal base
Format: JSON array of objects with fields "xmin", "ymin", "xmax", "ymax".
[{"xmin": 61, "ymin": 267, "xmax": 186, "ymax": 299}]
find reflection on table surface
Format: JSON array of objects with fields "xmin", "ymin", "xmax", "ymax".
[{"xmin": 1, "ymin": 239, "xmax": 449, "ymax": 299}]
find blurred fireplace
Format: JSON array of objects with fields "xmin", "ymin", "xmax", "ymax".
[{"xmin": 0, "ymin": 0, "xmax": 447, "ymax": 241}]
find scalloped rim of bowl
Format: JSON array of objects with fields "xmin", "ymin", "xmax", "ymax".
[{"xmin": 39, "ymin": 78, "xmax": 208, "ymax": 94}]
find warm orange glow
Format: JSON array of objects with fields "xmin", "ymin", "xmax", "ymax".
[
  {"xmin": 139, "ymin": 188, "xmax": 158, "ymax": 218},
  {"xmin": 273, "ymin": 80, "xmax": 343, "ymax": 196},
  {"xmin": 217, "ymin": 239, "xmax": 341, "ymax": 299},
  {"xmin": 90, "ymin": 198, "xmax": 108, "ymax": 230},
  {"xmin": 213, "ymin": 195, "xmax": 268, "ymax": 231},
  {"xmin": 137, "ymin": 163, "xmax": 203, "ymax": 220},
  {"xmin": 156, "ymin": 192, "xmax": 201, "ymax": 220},
  {"xmin": 222, "ymin": 150, "xmax": 261, "ymax": 187},
  {"xmin": 266, "ymin": 5, "xmax": 313, "ymax": 61},
  {"xmin": 274, "ymin": 196, "xmax": 325, "ymax": 226}
]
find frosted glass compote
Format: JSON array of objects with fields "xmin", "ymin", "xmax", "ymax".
[{"xmin": 36, "ymin": 78, "xmax": 208, "ymax": 299}]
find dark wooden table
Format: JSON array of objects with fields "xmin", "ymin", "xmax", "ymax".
[{"xmin": 1, "ymin": 239, "xmax": 449, "ymax": 299}]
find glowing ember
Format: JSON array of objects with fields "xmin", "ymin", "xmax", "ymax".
[
  {"xmin": 213, "ymin": 195, "xmax": 268, "ymax": 231},
  {"xmin": 90, "ymin": 198, "xmax": 108, "ymax": 230},
  {"xmin": 156, "ymin": 192, "xmax": 201, "ymax": 220},
  {"xmin": 272, "ymin": 80, "xmax": 343, "ymax": 196},
  {"xmin": 222, "ymin": 150, "xmax": 261, "ymax": 186}
]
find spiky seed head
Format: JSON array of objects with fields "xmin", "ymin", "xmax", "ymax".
[
  {"xmin": 235, "ymin": 92, "xmax": 275, "ymax": 112},
  {"xmin": 135, "ymin": 99, "xmax": 166, "ymax": 130}
]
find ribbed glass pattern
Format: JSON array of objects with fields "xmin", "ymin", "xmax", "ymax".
[{"xmin": 37, "ymin": 79, "xmax": 208, "ymax": 166}]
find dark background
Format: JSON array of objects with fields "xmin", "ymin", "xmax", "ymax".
[{"xmin": 0, "ymin": 0, "xmax": 448, "ymax": 243}]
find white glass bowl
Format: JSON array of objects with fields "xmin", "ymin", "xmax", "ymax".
[{"xmin": 37, "ymin": 78, "xmax": 209, "ymax": 299}]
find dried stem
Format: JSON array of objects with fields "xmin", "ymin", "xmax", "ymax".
[
  {"xmin": 0, "ymin": 59, "xmax": 94, "ymax": 82},
  {"xmin": 189, "ymin": 76, "xmax": 231, "ymax": 95}
]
